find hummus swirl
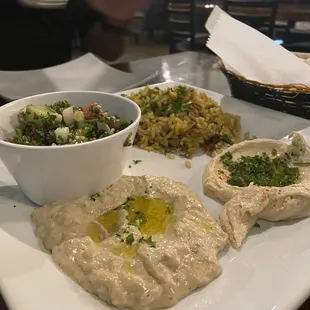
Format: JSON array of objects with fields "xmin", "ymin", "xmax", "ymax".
[
  {"xmin": 203, "ymin": 132, "xmax": 310, "ymax": 249},
  {"xmin": 32, "ymin": 175, "xmax": 228, "ymax": 310}
]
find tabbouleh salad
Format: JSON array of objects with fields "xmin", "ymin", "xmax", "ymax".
[{"xmin": 6, "ymin": 101, "xmax": 132, "ymax": 146}]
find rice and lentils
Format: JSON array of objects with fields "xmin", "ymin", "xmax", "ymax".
[{"xmin": 124, "ymin": 85, "xmax": 241, "ymax": 157}]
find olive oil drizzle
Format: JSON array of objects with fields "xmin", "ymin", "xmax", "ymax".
[{"xmin": 86, "ymin": 196, "xmax": 175, "ymax": 250}]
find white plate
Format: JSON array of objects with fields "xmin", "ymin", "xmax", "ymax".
[
  {"xmin": 0, "ymin": 53, "xmax": 158, "ymax": 100},
  {"xmin": 1, "ymin": 82, "xmax": 310, "ymax": 310}
]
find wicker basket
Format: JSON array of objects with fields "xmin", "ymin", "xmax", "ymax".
[{"xmin": 218, "ymin": 58, "xmax": 310, "ymax": 119}]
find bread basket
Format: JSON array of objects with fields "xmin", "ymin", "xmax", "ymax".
[{"xmin": 218, "ymin": 55, "xmax": 310, "ymax": 119}]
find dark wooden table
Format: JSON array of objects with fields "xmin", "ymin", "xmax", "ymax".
[{"xmin": 169, "ymin": 2, "xmax": 310, "ymax": 22}]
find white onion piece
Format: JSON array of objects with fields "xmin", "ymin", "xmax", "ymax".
[
  {"xmin": 55, "ymin": 127, "xmax": 70, "ymax": 144},
  {"xmin": 97, "ymin": 122, "xmax": 111, "ymax": 134},
  {"xmin": 62, "ymin": 107, "xmax": 74, "ymax": 126}
]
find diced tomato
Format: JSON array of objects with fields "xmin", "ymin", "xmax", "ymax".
[
  {"xmin": 7, "ymin": 138, "xmax": 15, "ymax": 143},
  {"xmin": 84, "ymin": 102, "xmax": 103, "ymax": 120}
]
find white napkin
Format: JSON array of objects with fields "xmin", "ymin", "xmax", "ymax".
[
  {"xmin": 205, "ymin": 6, "xmax": 310, "ymax": 85},
  {"xmin": 0, "ymin": 53, "xmax": 158, "ymax": 100}
]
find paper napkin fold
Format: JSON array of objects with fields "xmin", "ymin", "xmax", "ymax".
[
  {"xmin": 205, "ymin": 6, "xmax": 310, "ymax": 85},
  {"xmin": 0, "ymin": 53, "xmax": 158, "ymax": 100}
]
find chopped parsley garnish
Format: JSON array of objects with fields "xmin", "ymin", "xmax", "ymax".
[
  {"xmin": 121, "ymin": 197, "xmax": 135, "ymax": 210},
  {"xmin": 133, "ymin": 159, "xmax": 142, "ymax": 165},
  {"xmin": 139, "ymin": 236, "xmax": 156, "ymax": 248},
  {"xmin": 221, "ymin": 134, "xmax": 232, "ymax": 145},
  {"xmin": 122, "ymin": 203, "xmax": 130, "ymax": 210},
  {"xmin": 220, "ymin": 151, "xmax": 299, "ymax": 187},
  {"xmin": 254, "ymin": 222, "xmax": 260, "ymax": 228},
  {"xmin": 126, "ymin": 233, "xmax": 135, "ymax": 245},
  {"xmin": 166, "ymin": 205, "xmax": 173, "ymax": 214},
  {"xmin": 90, "ymin": 193, "xmax": 100, "ymax": 201},
  {"xmin": 271, "ymin": 148, "xmax": 277, "ymax": 156},
  {"xmin": 160, "ymin": 86, "xmax": 191, "ymax": 116},
  {"xmin": 115, "ymin": 232, "xmax": 122, "ymax": 238},
  {"xmin": 128, "ymin": 211, "xmax": 146, "ymax": 229},
  {"xmin": 50, "ymin": 100, "xmax": 71, "ymax": 114},
  {"xmin": 243, "ymin": 131, "xmax": 257, "ymax": 141}
]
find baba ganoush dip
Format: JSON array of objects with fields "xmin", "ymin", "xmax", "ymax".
[
  {"xmin": 203, "ymin": 132, "xmax": 310, "ymax": 249},
  {"xmin": 32, "ymin": 175, "xmax": 228, "ymax": 310}
]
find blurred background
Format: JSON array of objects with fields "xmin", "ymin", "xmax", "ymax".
[{"xmin": 0, "ymin": 0, "xmax": 309, "ymax": 68}]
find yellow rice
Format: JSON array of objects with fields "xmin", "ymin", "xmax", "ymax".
[{"xmin": 125, "ymin": 85, "xmax": 241, "ymax": 157}]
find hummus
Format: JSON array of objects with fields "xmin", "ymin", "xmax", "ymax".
[
  {"xmin": 33, "ymin": 175, "xmax": 228, "ymax": 310},
  {"xmin": 203, "ymin": 132, "xmax": 310, "ymax": 249}
]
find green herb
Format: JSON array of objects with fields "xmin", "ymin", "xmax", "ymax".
[
  {"xmin": 133, "ymin": 160, "xmax": 142, "ymax": 165},
  {"xmin": 220, "ymin": 151, "xmax": 299, "ymax": 187},
  {"xmin": 254, "ymin": 222, "xmax": 260, "ymax": 228},
  {"xmin": 221, "ymin": 134, "xmax": 232, "ymax": 144},
  {"xmin": 121, "ymin": 197, "xmax": 135, "ymax": 210},
  {"xmin": 7, "ymin": 101, "xmax": 131, "ymax": 146},
  {"xmin": 271, "ymin": 148, "xmax": 277, "ymax": 156},
  {"xmin": 220, "ymin": 151, "xmax": 233, "ymax": 166},
  {"xmin": 164, "ymin": 86, "xmax": 191, "ymax": 116},
  {"xmin": 128, "ymin": 211, "xmax": 146, "ymax": 229},
  {"xmin": 128, "ymin": 165, "xmax": 132, "ymax": 168},
  {"xmin": 243, "ymin": 132, "xmax": 257, "ymax": 141},
  {"xmin": 166, "ymin": 205, "xmax": 173, "ymax": 214},
  {"xmin": 91, "ymin": 105, "xmax": 100, "ymax": 114},
  {"xmin": 139, "ymin": 236, "xmax": 156, "ymax": 248},
  {"xmin": 122, "ymin": 203, "xmax": 130, "ymax": 210},
  {"xmin": 123, "ymin": 132, "xmax": 133, "ymax": 147},
  {"xmin": 147, "ymin": 86, "xmax": 192, "ymax": 117},
  {"xmin": 115, "ymin": 232, "xmax": 122, "ymax": 238},
  {"xmin": 244, "ymin": 132, "xmax": 250, "ymax": 140},
  {"xmin": 126, "ymin": 233, "xmax": 135, "ymax": 245},
  {"xmin": 119, "ymin": 120, "xmax": 132, "ymax": 131},
  {"xmin": 57, "ymin": 135, "xmax": 64, "ymax": 144},
  {"xmin": 90, "ymin": 193, "xmax": 100, "ymax": 201},
  {"xmin": 50, "ymin": 100, "xmax": 70, "ymax": 114}
]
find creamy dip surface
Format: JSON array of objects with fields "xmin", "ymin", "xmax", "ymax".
[
  {"xmin": 32, "ymin": 175, "xmax": 228, "ymax": 310},
  {"xmin": 203, "ymin": 132, "xmax": 310, "ymax": 249}
]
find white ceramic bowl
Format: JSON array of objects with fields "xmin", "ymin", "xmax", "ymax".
[{"xmin": 0, "ymin": 91, "xmax": 141, "ymax": 205}]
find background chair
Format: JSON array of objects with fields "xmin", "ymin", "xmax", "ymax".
[
  {"xmin": 144, "ymin": 0, "xmax": 168, "ymax": 43},
  {"xmin": 282, "ymin": 22, "xmax": 310, "ymax": 53},
  {"xmin": 167, "ymin": 0, "xmax": 210, "ymax": 54},
  {"xmin": 223, "ymin": 0, "xmax": 279, "ymax": 39}
]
